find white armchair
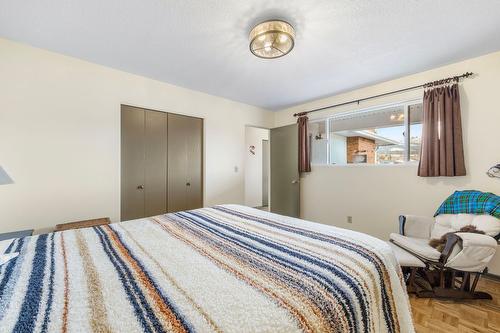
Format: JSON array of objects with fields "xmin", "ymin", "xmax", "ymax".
[{"xmin": 390, "ymin": 213, "xmax": 500, "ymax": 299}]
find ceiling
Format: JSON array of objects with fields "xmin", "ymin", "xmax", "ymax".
[{"xmin": 1, "ymin": 0, "xmax": 500, "ymax": 110}]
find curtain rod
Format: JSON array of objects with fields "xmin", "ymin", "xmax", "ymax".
[{"xmin": 293, "ymin": 72, "xmax": 474, "ymax": 117}]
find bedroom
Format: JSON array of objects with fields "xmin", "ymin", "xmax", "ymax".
[{"xmin": 1, "ymin": 0, "xmax": 500, "ymax": 332}]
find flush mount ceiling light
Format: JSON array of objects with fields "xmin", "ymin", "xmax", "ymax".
[{"xmin": 249, "ymin": 20, "xmax": 295, "ymax": 59}]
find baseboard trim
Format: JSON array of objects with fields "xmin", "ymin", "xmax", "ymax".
[{"xmin": 484, "ymin": 273, "xmax": 500, "ymax": 281}]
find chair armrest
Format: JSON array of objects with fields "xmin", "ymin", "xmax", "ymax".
[
  {"xmin": 399, "ymin": 215, "xmax": 435, "ymax": 238},
  {"xmin": 456, "ymin": 232, "xmax": 498, "ymax": 248},
  {"xmin": 444, "ymin": 233, "xmax": 498, "ymax": 272}
]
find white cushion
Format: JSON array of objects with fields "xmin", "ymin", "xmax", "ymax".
[
  {"xmin": 402, "ymin": 215, "xmax": 434, "ymax": 238},
  {"xmin": 390, "ymin": 233, "xmax": 441, "ymax": 261},
  {"xmin": 387, "ymin": 241, "xmax": 425, "ymax": 267},
  {"xmin": 0, "ymin": 239, "xmax": 14, "ymax": 254},
  {"xmin": 445, "ymin": 233, "xmax": 498, "ymax": 272},
  {"xmin": 431, "ymin": 214, "xmax": 500, "ymax": 239},
  {"xmin": 472, "ymin": 215, "xmax": 500, "ymax": 236}
]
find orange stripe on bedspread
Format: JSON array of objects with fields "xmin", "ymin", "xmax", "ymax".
[
  {"xmin": 61, "ymin": 234, "xmax": 69, "ymax": 333},
  {"xmin": 151, "ymin": 217, "xmax": 319, "ymax": 333},
  {"xmin": 101, "ymin": 225, "xmax": 188, "ymax": 333}
]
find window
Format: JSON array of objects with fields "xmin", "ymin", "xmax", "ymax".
[{"xmin": 308, "ymin": 101, "xmax": 423, "ymax": 165}]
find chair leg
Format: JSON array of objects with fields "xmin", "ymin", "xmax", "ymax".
[
  {"xmin": 414, "ymin": 267, "xmax": 493, "ymax": 300},
  {"xmin": 407, "ymin": 268, "xmax": 417, "ymax": 293},
  {"xmin": 439, "ymin": 270, "xmax": 445, "ymax": 288},
  {"xmin": 470, "ymin": 273, "xmax": 480, "ymax": 293},
  {"xmin": 450, "ymin": 270, "xmax": 456, "ymax": 288},
  {"xmin": 460, "ymin": 272, "xmax": 470, "ymax": 291},
  {"xmin": 434, "ymin": 271, "xmax": 492, "ymax": 300}
]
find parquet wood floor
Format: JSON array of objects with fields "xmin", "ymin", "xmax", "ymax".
[{"xmin": 410, "ymin": 277, "xmax": 500, "ymax": 332}]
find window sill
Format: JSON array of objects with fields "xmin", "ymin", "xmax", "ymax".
[{"xmin": 311, "ymin": 162, "xmax": 419, "ymax": 168}]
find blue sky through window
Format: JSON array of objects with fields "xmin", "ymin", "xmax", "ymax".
[
  {"xmin": 374, "ymin": 124, "xmax": 422, "ymax": 143},
  {"xmin": 375, "ymin": 126, "xmax": 405, "ymax": 143}
]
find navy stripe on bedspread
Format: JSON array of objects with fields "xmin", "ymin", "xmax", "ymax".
[
  {"xmin": 176, "ymin": 210, "xmax": 365, "ymax": 331},
  {"xmin": 214, "ymin": 206, "xmax": 398, "ymax": 331},
  {"xmin": 0, "ymin": 205, "xmax": 412, "ymax": 333},
  {"xmin": 12, "ymin": 234, "xmax": 49, "ymax": 332}
]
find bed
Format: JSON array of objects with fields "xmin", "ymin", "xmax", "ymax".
[{"xmin": 0, "ymin": 205, "xmax": 414, "ymax": 332}]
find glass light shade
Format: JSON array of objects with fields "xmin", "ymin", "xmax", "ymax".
[{"xmin": 249, "ymin": 20, "xmax": 295, "ymax": 59}]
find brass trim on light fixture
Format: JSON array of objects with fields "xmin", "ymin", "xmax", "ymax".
[{"xmin": 249, "ymin": 20, "xmax": 295, "ymax": 59}]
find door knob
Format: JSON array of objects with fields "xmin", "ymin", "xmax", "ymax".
[
  {"xmin": 137, "ymin": 185, "xmax": 144, "ymax": 190},
  {"xmin": 186, "ymin": 182, "xmax": 191, "ymax": 186},
  {"xmin": 291, "ymin": 180, "xmax": 299, "ymax": 184}
]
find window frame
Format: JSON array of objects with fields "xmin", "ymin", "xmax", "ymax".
[{"xmin": 308, "ymin": 98, "xmax": 423, "ymax": 167}]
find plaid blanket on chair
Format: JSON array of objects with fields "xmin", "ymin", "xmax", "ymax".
[{"xmin": 435, "ymin": 190, "xmax": 500, "ymax": 218}]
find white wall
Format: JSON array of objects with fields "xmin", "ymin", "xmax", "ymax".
[
  {"xmin": 244, "ymin": 126, "xmax": 269, "ymax": 207},
  {"xmin": 0, "ymin": 38, "xmax": 274, "ymax": 233},
  {"xmin": 275, "ymin": 51, "xmax": 500, "ymax": 274}
]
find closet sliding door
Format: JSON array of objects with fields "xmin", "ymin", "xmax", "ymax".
[
  {"xmin": 121, "ymin": 105, "xmax": 146, "ymax": 221},
  {"xmin": 144, "ymin": 111, "xmax": 168, "ymax": 217},
  {"xmin": 167, "ymin": 113, "xmax": 203, "ymax": 212},
  {"xmin": 121, "ymin": 105, "xmax": 203, "ymax": 221},
  {"xmin": 121, "ymin": 106, "xmax": 168, "ymax": 221}
]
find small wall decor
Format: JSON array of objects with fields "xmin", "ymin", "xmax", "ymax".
[
  {"xmin": 487, "ymin": 164, "xmax": 500, "ymax": 178},
  {"xmin": 249, "ymin": 145, "xmax": 256, "ymax": 155}
]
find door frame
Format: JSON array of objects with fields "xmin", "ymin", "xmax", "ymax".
[
  {"xmin": 261, "ymin": 139, "xmax": 269, "ymax": 207},
  {"xmin": 244, "ymin": 124, "xmax": 271, "ymax": 209}
]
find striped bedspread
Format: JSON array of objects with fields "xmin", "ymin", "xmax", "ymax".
[{"xmin": 0, "ymin": 205, "xmax": 414, "ymax": 333}]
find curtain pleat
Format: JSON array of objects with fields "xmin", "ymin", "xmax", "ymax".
[
  {"xmin": 418, "ymin": 84, "xmax": 466, "ymax": 177},
  {"xmin": 297, "ymin": 116, "xmax": 311, "ymax": 173}
]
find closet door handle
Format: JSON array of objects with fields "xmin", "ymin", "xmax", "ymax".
[
  {"xmin": 137, "ymin": 185, "xmax": 145, "ymax": 190},
  {"xmin": 186, "ymin": 182, "xmax": 191, "ymax": 187}
]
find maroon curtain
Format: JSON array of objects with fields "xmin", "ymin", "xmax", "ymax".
[
  {"xmin": 298, "ymin": 116, "xmax": 311, "ymax": 173},
  {"xmin": 418, "ymin": 84, "xmax": 466, "ymax": 177}
]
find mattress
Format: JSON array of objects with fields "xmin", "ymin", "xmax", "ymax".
[{"xmin": 0, "ymin": 205, "xmax": 414, "ymax": 332}]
